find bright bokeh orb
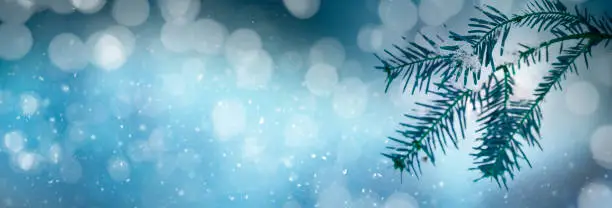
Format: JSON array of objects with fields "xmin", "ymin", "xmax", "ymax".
[
  {"xmin": 4, "ymin": 131, "xmax": 26, "ymax": 154},
  {"xmin": 590, "ymin": 125, "xmax": 612, "ymax": 169},
  {"xmin": 419, "ymin": 0, "xmax": 464, "ymax": 26},
  {"xmin": 309, "ymin": 37, "xmax": 346, "ymax": 68},
  {"xmin": 357, "ymin": 24, "xmax": 384, "ymax": 52},
  {"xmin": 107, "ymin": 156, "xmax": 131, "ymax": 182},
  {"xmin": 578, "ymin": 182, "xmax": 612, "ymax": 208},
  {"xmin": 304, "ymin": 63, "xmax": 339, "ymax": 97},
  {"xmin": 0, "ymin": 23, "xmax": 33, "ymax": 60},
  {"xmin": 378, "ymin": 0, "xmax": 418, "ymax": 33},
  {"xmin": 332, "ymin": 77, "xmax": 369, "ymax": 119},
  {"xmin": 19, "ymin": 93, "xmax": 39, "ymax": 116},
  {"xmin": 70, "ymin": 0, "xmax": 106, "ymax": 14},
  {"xmin": 112, "ymin": 0, "xmax": 150, "ymax": 26},
  {"xmin": 160, "ymin": 22, "xmax": 193, "ymax": 53},
  {"xmin": 48, "ymin": 33, "xmax": 89, "ymax": 72},
  {"xmin": 159, "ymin": 0, "xmax": 200, "ymax": 24},
  {"xmin": 191, "ymin": 18, "xmax": 228, "ymax": 55},
  {"xmin": 0, "ymin": 0, "xmax": 35, "ymax": 24},
  {"xmin": 317, "ymin": 183, "xmax": 352, "ymax": 208},
  {"xmin": 282, "ymin": 0, "xmax": 321, "ymax": 19},
  {"xmin": 225, "ymin": 28, "xmax": 263, "ymax": 67},
  {"xmin": 235, "ymin": 50, "xmax": 275, "ymax": 90},
  {"xmin": 384, "ymin": 192, "xmax": 419, "ymax": 208},
  {"xmin": 89, "ymin": 32, "xmax": 128, "ymax": 71},
  {"xmin": 211, "ymin": 99, "xmax": 247, "ymax": 140},
  {"xmin": 284, "ymin": 114, "xmax": 319, "ymax": 148},
  {"xmin": 564, "ymin": 81, "xmax": 599, "ymax": 116}
]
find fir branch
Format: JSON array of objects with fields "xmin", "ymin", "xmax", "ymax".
[
  {"xmin": 470, "ymin": 66, "xmax": 538, "ymax": 189},
  {"xmin": 383, "ymin": 84, "xmax": 473, "ymax": 178},
  {"xmin": 376, "ymin": 34, "xmax": 477, "ymax": 94},
  {"xmin": 517, "ymin": 32, "xmax": 612, "ymax": 66},
  {"xmin": 450, "ymin": 0, "xmax": 595, "ymax": 69}
]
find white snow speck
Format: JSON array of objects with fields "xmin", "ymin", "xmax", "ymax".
[
  {"xmin": 211, "ymin": 99, "xmax": 247, "ymax": 141},
  {"xmin": 48, "ymin": 33, "xmax": 88, "ymax": 72},
  {"xmin": 309, "ymin": 37, "xmax": 346, "ymax": 68},
  {"xmin": 305, "ymin": 63, "xmax": 339, "ymax": 97},
  {"xmin": 112, "ymin": 0, "xmax": 150, "ymax": 27},
  {"xmin": 378, "ymin": 0, "xmax": 418, "ymax": 33},
  {"xmin": 4, "ymin": 131, "xmax": 25, "ymax": 154},
  {"xmin": 0, "ymin": 23, "xmax": 33, "ymax": 60},
  {"xmin": 282, "ymin": 0, "xmax": 321, "ymax": 19},
  {"xmin": 565, "ymin": 81, "xmax": 599, "ymax": 116},
  {"xmin": 332, "ymin": 77, "xmax": 368, "ymax": 119}
]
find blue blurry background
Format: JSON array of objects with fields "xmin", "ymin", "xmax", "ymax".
[{"xmin": 0, "ymin": 0, "xmax": 611, "ymax": 207}]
